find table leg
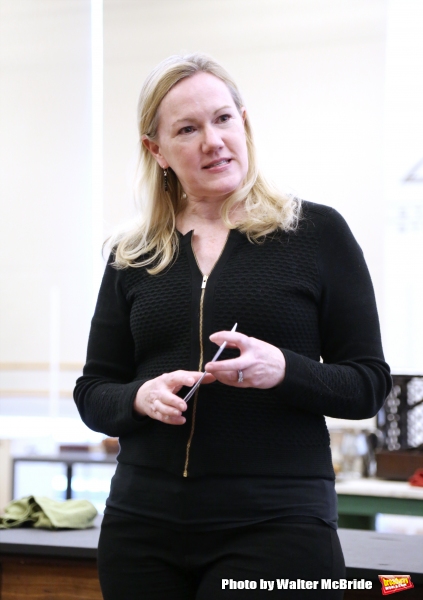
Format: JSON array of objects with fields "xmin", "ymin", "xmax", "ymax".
[{"xmin": 65, "ymin": 464, "xmax": 73, "ymax": 500}]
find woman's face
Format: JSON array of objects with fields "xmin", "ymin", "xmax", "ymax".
[{"xmin": 144, "ymin": 72, "xmax": 249, "ymax": 204}]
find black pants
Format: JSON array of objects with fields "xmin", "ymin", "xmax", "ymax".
[{"xmin": 98, "ymin": 513, "xmax": 346, "ymax": 599}]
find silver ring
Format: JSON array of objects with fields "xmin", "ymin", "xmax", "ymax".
[{"xmin": 237, "ymin": 370, "xmax": 244, "ymax": 383}]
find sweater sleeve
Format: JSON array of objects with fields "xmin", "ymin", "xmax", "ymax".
[
  {"xmin": 277, "ymin": 207, "xmax": 391, "ymax": 419},
  {"xmin": 73, "ymin": 258, "xmax": 148, "ymax": 437}
]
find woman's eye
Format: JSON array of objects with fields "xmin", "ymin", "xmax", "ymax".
[
  {"xmin": 217, "ymin": 114, "xmax": 231, "ymax": 123},
  {"xmin": 178, "ymin": 125, "xmax": 194, "ymax": 134}
]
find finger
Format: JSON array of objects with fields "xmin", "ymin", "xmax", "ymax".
[
  {"xmin": 165, "ymin": 370, "xmax": 208, "ymax": 388},
  {"xmin": 201, "ymin": 373, "xmax": 216, "ymax": 384},
  {"xmin": 154, "ymin": 412, "xmax": 186, "ymax": 426},
  {"xmin": 151, "ymin": 389, "xmax": 187, "ymax": 413},
  {"xmin": 154, "ymin": 387, "xmax": 194, "ymax": 412},
  {"xmin": 205, "ymin": 357, "xmax": 248, "ymax": 373},
  {"xmin": 171, "ymin": 372, "xmax": 216, "ymax": 393},
  {"xmin": 166, "ymin": 415, "xmax": 186, "ymax": 425},
  {"xmin": 211, "ymin": 370, "xmax": 247, "ymax": 387},
  {"xmin": 209, "ymin": 331, "xmax": 249, "ymax": 349},
  {"xmin": 220, "ymin": 341, "xmax": 239, "ymax": 349}
]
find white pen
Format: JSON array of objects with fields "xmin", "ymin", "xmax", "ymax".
[{"xmin": 184, "ymin": 323, "xmax": 238, "ymax": 403}]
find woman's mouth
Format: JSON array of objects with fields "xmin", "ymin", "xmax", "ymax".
[{"xmin": 203, "ymin": 159, "xmax": 231, "ymax": 169}]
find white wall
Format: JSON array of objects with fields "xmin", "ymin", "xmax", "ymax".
[
  {"xmin": 0, "ymin": 0, "xmax": 93, "ymax": 366},
  {"xmin": 383, "ymin": 0, "xmax": 423, "ymax": 373},
  {"xmin": 103, "ymin": 0, "xmax": 388, "ymax": 316},
  {"xmin": 3, "ymin": 0, "xmax": 411, "ymax": 406}
]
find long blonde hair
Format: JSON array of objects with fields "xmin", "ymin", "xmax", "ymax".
[{"xmin": 112, "ymin": 53, "xmax": 301, "ymax": 273}]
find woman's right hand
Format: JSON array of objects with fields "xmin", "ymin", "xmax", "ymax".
[{"xmin": 133, "ymin": 371, "xmax": 215, "ymax": 425}]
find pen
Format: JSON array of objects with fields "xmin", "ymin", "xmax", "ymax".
[{"xmin": 184, "ymin": 323, "xmax": 238, "ymax": 403}]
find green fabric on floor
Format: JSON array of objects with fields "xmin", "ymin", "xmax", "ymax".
[{"xmin": 0, "ymin": 496, "xmax": 97, "ymax": 529}]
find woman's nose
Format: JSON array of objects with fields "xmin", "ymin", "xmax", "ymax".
[{"xmin": 201, "ymin": 125, "xmax": 223, "ymax": 152}]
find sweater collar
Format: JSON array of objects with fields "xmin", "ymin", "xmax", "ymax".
[{"xmin": 178, "ymin": 228, "xmax": 245, "ymax": 248}]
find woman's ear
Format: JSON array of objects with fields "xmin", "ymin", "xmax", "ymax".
[{"xmin": 142, "ymin": 136, "xmax": 168, "ymax": 169}]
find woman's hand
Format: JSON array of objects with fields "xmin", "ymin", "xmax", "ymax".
[
  {"xmin": 134, "ymin": 370, "xmax": 215, "ymax": 425},
  {"xmin": 205, "ymin": 330, "xmax": 286, "ymax": 389}
]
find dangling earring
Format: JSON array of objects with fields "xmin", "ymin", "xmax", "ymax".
[{"xmin": 163, "ymin": 168, "xmax": 168, "ymax": 192}]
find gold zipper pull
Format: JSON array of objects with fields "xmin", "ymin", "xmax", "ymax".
[{"xmin": 201, "ymin": 275, "xmax": 208, "ymax": 289}]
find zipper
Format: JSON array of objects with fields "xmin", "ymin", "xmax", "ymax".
[
  {"xmin": 183, "ymin": 234, "xmax": 229, "ymax": 477},
  {"xmin": 183, "ymin": 274, "xmax": 207, "ymax": 477}
]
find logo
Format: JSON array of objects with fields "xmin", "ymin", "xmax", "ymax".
[{"xmin": 379, "ymin": 575, "xmax": 414, "ymax": 595}]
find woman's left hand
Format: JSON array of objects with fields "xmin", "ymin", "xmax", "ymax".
[{"xmin": 204, "ymin": 330, "xmax": 286, "ymax": 389}]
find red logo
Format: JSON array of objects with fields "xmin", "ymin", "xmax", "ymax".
[{"xmin": 379, "ymin": 575, "xmax": 414, "ymax": 595}]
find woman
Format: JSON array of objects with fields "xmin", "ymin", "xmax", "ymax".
[{"xmin": 74, "ymin": 53, "xmax": 391, "ymax": 599}]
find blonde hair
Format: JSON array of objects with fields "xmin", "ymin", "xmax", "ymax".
[{"xmin": 111, "ymin": 53, "xmax": 301, "ymax": 273}]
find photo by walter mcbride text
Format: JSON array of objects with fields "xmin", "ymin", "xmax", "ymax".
[{"xmin": 221, "ymin": 579, "xmax": 374, "ymax": 591}]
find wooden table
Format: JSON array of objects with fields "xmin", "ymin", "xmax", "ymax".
[
  {"xmin": 336, "ymin": 477, "xmax": 423, "ymax": 529},
  {"xmin": 1, "ymin": 516, "xmax": 422, "ymax": 599},
  {"xmin": 0, "ymin": 517, "xmax": 102, "ymax": 599}
]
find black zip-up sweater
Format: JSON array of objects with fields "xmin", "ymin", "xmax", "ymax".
[{"xmin": 74, "ymin": 202, "xmax": 391, "ymax": 479}]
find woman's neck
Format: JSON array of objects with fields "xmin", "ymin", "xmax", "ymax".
[{"xmin": 176, "ymin": 197, "xmax": 244, "ymax": 236}]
